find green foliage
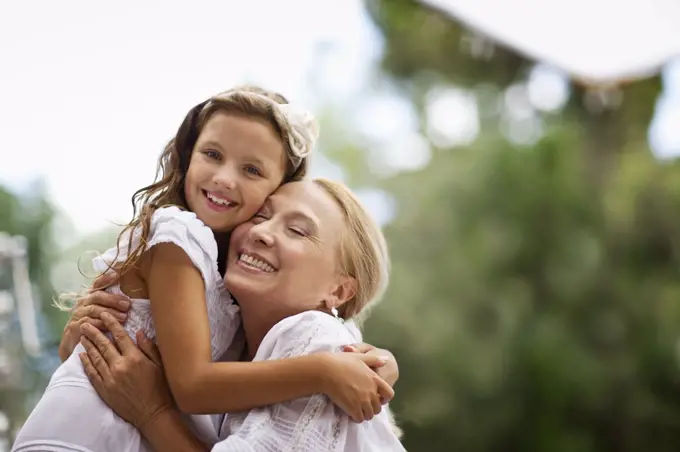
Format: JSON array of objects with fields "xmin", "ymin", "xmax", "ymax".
[
  {"xmin": 362, "ymin": 130, "xmax": 680, "ymax": 451},
  {"xmin": 0, "ymin": 182, "xmax": 61, "ymax": 334},
  {"xmin": 357, "ymin": 1, "xmax": 680, "ymax": 450},
  {"xmin": 365, "ymin": 0, "xmax": 528, "ymax": 89},
  {"xmin": 0, "ymin": 182, "xmax": 61, "ymax": 438}
]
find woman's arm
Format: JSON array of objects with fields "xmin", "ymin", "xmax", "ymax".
[
  {"xmin": 143, "ymin": 243, "xmax": 390, "ymax": 421},
  {"xmin": 79, "ymin": 324, "xmax": 207, "ymax": 452}
]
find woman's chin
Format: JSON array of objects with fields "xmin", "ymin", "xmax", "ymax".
[{"xmin": 224, "ymin": 269, "xmax": 274, "ymax": 300}]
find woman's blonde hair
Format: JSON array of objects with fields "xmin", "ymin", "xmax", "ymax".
[
  {"xmin": 312, "ymin": 178, "xmax": 390, "ymax": 323},
  {"xmin": 56, "ymin": 85, "xmax": 312, "ymax": 310},
  {"xmin": 313, "ymin": 179, "xmax": 401, "ymax": 438}
]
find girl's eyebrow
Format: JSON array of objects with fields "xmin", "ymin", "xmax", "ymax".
[{"xmin": 198, "ymin": 140, "xmax": 224, "ymax": 151}]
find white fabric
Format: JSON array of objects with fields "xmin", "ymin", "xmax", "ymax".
[
  {"xmin": 422, "ymin": 0, "xmax": 680, "ymax": 84},
  {"xmin": 211, "ymin": 311, "xmax": 406, "ymax": 452},
  {"xmin": 12, "ymin": 206, "xmax": 241, "ymax": 452}
]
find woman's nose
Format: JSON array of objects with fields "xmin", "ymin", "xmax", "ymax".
[{"xmin": 249, "ymin": 222, "xmax": 275, "ymax": 247}]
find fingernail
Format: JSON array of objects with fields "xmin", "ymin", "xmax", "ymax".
[
  {"xmin": 115, "ymin": 312, "xmax": 127, "ymax": 321},
  {"xmin": 118, "ymin": 300, "xmax": 130, "ymax": 309},
  {"xmin": 377, "ymin": 356, "xmax": 389, "ymax": 364}
]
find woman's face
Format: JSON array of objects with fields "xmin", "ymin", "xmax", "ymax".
[
  {"xmin": 184, "ymin": 111, "xmax": 287, "ymax": 233},
  {"xmin": 224, "ymin": 181, "xmax": 353, "ymax": 318}
]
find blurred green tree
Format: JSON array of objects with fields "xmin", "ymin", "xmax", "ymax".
[
  {"xmin": 0, "ymin": 181, "xmax": 63, "ymax": 442},
  {"xmin": 322, "ymin": 1, "xmax": 680, "ymax": 451}
]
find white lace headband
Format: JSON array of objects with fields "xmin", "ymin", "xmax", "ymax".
[{"xmin": 208, "ymin": 90, "xmax": 319, "ymax": 170}]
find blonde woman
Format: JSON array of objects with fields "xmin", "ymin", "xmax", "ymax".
[
  {"xmin": 76, "ymin": 179, "xmax": 405, "ymax": 451},
  {"xmin": 12, "ymin": 85, "xmax": 397, "ymax": 452}
]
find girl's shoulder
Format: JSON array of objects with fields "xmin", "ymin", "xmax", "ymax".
[
  {"xmin": 93, "ymin": 206, "xmax": 220, "ymax": 282},
  {"xmin": 149, "ymin": 206, "xmax": 217, "ymax": 261}
]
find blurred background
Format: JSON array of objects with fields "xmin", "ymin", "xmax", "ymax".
[{"xmin": 2, "ymin": 0, "xmax": 680, "ymax": 450}]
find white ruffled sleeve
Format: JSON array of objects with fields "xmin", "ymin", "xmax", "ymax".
[
  {"xmin": 92, "ymin": 206, "xmax": 219, "ymax": 283},
  {"xmin": 212, "ymin": 311, "xmax": 405, "ymax": 452}
]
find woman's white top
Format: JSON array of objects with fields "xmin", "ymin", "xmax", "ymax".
[
  {"xmin": 211, "ymin": 311, "xmax": 406, "ymax": 452},
  {"xmin": 12, "ymin": 206, "xmax": 241, "ymax": 452}
]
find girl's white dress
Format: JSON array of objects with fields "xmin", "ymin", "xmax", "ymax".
[{"xmin": 12, "ymin": 206, "xmax": 241, "ymax": 452}]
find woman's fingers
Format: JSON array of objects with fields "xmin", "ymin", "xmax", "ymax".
[
  {"xmin": 75, "ymin": 304, "xmax": 127, "ymax": 324},
  {"xmin": 100, "ymin": 313, "xmax": 137, "ymax": 356},
  {"xmin": 136, "ymin": 331, "xmax": 163, "ymax": 367},
  {"xmin": 81, "ymin": 322, "xmax": 122, "ymax": 365},
  {"xmin": 80, "ymin": 337, "xmax": 113, "ymax": 381},
  {"xmin": 79, "ymin": 353, "xmax": 103, "ymax": 385}
]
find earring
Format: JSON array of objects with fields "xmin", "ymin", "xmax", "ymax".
[{"xmin": 331, "ymin": 306, "xmax": 344, "ymax": 324}]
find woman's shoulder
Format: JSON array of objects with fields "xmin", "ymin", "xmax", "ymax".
[{"xmin": 255, "ymin": 311, "xmax": 355, "ymax": 360}]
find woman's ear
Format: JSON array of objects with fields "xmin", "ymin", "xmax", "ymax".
[{"xmin": 328, "ymin": 276, "xmax": 356, "ymax": 309}]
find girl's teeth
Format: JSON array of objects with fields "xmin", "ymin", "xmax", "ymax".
[{"xmin": 207, "ymin": 193, "xmax": 231, "ymax": 206}]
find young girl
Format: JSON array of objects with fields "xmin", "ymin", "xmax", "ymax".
[{"xmin": 12, "ymin": 86, "xmax": 395, "ymax": 452}]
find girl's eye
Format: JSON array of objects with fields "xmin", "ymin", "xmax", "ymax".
[
  {"xmin": 245, "ymin": 165, "xmax": 262, "ymax": 177},
  {"xmin": 253, "ymin": 212, "xmax": 268, "ymax": 222},
  {"xmin": 205, "ymin": 150, "xmax": 220, "ymax": 160}
]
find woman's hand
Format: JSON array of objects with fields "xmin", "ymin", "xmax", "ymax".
[
  {"xmin": 78, "ymin": 312, "xmax": 173, "ymax": 431},
  {"xmin": 343, "ymin": 343, "xmax": 399, "ymax": 389},
  {"xmin": 321, "ymin": 352, "xmax": 395, "ymax": 423},
  {"xmin": 59, "ymin": 272, "xmax": 130, "ymax": 362}
]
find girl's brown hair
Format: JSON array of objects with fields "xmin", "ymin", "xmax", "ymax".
[
  {"xmin": 115, "ymin": 85, "xmax": 310, "ymax": 279},
  {"xmin": 57, "ymin": 86, "xmax": 311, "ymax": 310}
]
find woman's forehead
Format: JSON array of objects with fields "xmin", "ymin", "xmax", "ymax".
[{"xmin": 270, "ymin": 182, "xmax": 344, "ymax": 228}]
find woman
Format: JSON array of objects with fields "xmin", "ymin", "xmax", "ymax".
[{"xmin": 75, "ymin": 178, "xmax": 405, "ymax": 451}]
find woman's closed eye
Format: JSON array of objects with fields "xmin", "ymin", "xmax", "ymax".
[{"xmin": 288, "ymin": 226, "xmax": 309, "ymax": 237}]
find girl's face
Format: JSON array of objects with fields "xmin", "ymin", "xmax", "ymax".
[{"xmin": 184, "ymin": 111, "xmax": 287, "ymax": 233}]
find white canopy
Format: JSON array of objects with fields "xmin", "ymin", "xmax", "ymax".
[{"xmin": 423, "ymin": 0, "xmax": 680, "ymax": 85}]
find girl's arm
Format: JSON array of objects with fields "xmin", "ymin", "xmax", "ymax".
[{"xmin": 143, "ymin": 243, "xmax": 389, "ymax": 421}]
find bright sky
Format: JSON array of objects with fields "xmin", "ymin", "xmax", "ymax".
[
  {"xmin": 0, "ymin": 0, "xmax": 384, "ymax": 233},
  {"xmin": 1, "ymin": 0, "xmax": 680, "ymax": 236}
]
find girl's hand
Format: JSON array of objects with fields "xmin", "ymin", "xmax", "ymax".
[
  {"xmin": 321, "ymin": 352, "xmax": 394, "ymax": 423},
  {"xmin": 342, "ymin": 343, "xmax": 399, "ymax": 389},
  {"xmin": 59, "ymin": 271, "xmax": 130, "ymax": 362}
]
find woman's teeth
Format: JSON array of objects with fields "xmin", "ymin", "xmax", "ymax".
[{"xmin": 239, "ymin": 253, "xmax": 275, "ymax": 272}]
